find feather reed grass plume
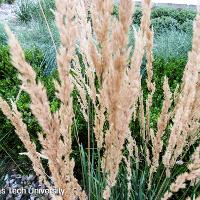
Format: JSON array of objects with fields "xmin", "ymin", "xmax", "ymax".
[
  {"xmin": 0, "ymin": 0, "xmax": 87, "ymax": 199},
  {"xmin": 73, "ymin": 0, "xmax": 152, "ymax": 199},
  {"xmin": 0, "ymin": 97, "xmax": 48, "ymax": 186},
  {"xmin": 148, "ymin": 77, "xmax": 172, "ymax": 188},
  {"xmin": 162, "ymin": 144, "xmax": 200, "ymax": 200},
  {"xmin": 160, "ymin": 6, "xmax": 200, "ymax": 198},
  {"xmin": 162, "ymin": 9, "xmax": 200, "ymax": 177},
  {"xmin": 1, "ymin": 0, "xmax": 200, "ymax": 199}
]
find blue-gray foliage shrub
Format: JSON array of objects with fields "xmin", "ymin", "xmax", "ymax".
[{"xmin": 154, "ymin": 29, "xmax": 192, "ymax": 59}]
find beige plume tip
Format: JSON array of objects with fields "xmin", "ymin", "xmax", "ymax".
[{"xmin": 4, "ymin": 24, "xmax": 12, "ymax": 37}]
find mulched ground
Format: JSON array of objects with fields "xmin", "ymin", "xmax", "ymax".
[{"xmin": 1, "ymin": 169, "xmax": 50, "ymax": 200}]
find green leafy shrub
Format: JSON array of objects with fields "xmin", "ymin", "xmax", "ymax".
[
  {"xmin": 15, "ymin": 0, "xmax": 34, "ymax": 23},
  {"xmin": 151, "ymin": 16, "xmax": 180, "ymax": 32},
  {"xmin": 151, "ymin": 7, "xmax": 196, "ymax": 24},
  {"xmin": 0, "ymin": 45, "xmax": 24, "ymax": 177},
  {"xmin": 170, "ymin": 8, "xmax": 196, "ymax": 24},
  {"xmin": 124, "ymin": 6, "xmax": 196, "ymax": 29},
  {"xmin": 0, "ymin": 45, "xmax": 56, "ymax": 174},
  {"xmin": 151, "ymin": 7, "xmax": 175, "ymax": 19},
  {"xmin": 133, "ymin": 7, "xmax": 142, "ymax": 25},
  {"xmin": 181, "ymin": 19, "xmax": 193, "ymax": 33},
  {"xmin": 152, "ymin": 56, "xmax": 186, "ymax": 107},
  {"xmin": 112, "ymin": 4, "xmax": 119, "ymax": 17},
  {"xmin": 141, "ymin": 56, "xmax": 187, "ymax": 128}
]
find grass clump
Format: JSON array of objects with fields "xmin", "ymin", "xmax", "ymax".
[
  {"xmin": 0, "ymin": 1, "xmax": 200, "ymax": 200},
  {"xmin": 15, "ymin": 0, "xmax": 35, "ymax": 23},
  {"xmin": 10, "ymin": 0, "xmax": 58, "ymax": 74},
  {"xmin": 16, "ymin": 0, "xmax": 55, "ymax": 23}
]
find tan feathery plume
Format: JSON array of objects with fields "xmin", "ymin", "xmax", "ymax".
[
  {"xmin": 90, "ymin": 0, "xmax": 114, "ymax": 80},
  {"xmin": 163, "ymin": 10, "xmax": 200, "ymax": 176},
  {"xmin": 162, "ymin": 144, "xmax": 200, "ymax": 200},
  {"xmin": 0, "ymin": 97, "xmax": 48, "ymax": 186},
  {"xmin": 148, "ymin": 77, "xmax": 172, "ymax": 189},
  {"xmin": 84, "ymin": 0, "xmax": 91, "ymax": 11},
  {"xmin": 53, "ymin": 0, "xmax": 87, "ymax": 198},
  {"xmin": 5, "ymin": 26, "xmax": 52, "ymax": 135},
  {"xmin": 139, "ymin": 91, "xmax": 146, "ymax": 140},
  {"xmin": 135, "ymin": 0, "xmax": 154, "ymax": 169},
  {"xmin": 161, "ymin": 191, "xmax": 173, "ymax": 200},
  {"xmin": 141, "ymin": 0, "xmax": 155, "ymax": 143},
  {"xmin": 5, "ymin": 28, "xmax": 85, "ymax": 200},
  {"xmin": 145, "ymin": 30, "xmax": 155, "ymax": 142},
  {"xmin": 69, "ymin": 0, "xmax": 144, "ymax": 198},
  {"xmin": 187, "ymin": 77, "xmax": 200, "ymax": 146},
  {"xmin": 124, "ymin": 131, "xmax": 135, "ymax": 198},
  {"xmin": 2, "ymin": 0, "xmax": 87, "ymax": 199},
  {"xmin": 101, "ymin": 0, "xmax": 152, "ymax": 198},
  {"xmin": 140, "ymin": 0, "xmax": 152, "ymax": 34}
]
